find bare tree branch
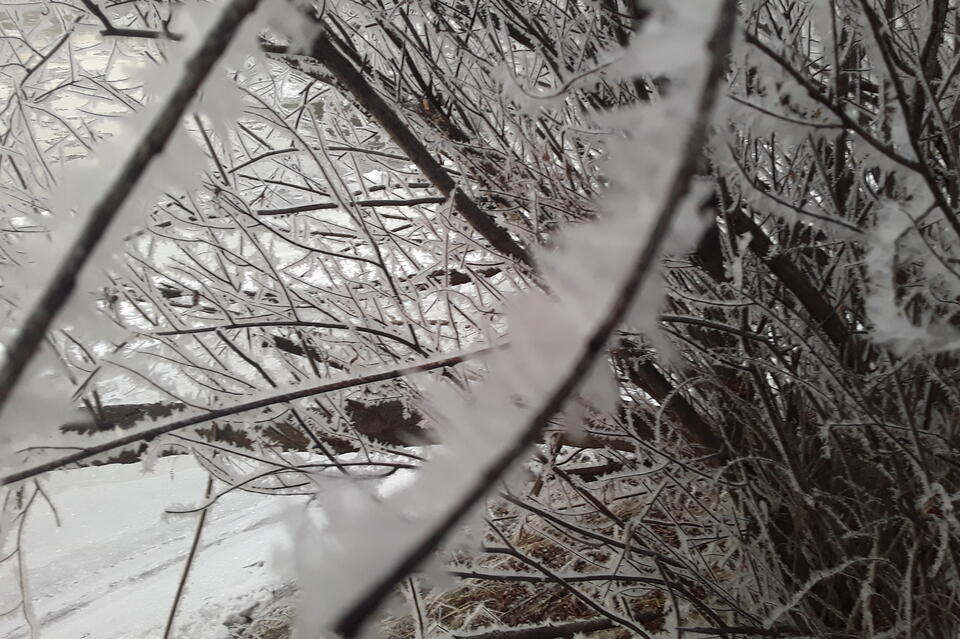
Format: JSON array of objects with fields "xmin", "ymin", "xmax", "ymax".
[
  {"xmin": 0, "ymin": 0, "xmax": 262, "ymax": 416},
  {"xmin": 1, "ymin": 346, "xmax": 499, "ymax": 486}
]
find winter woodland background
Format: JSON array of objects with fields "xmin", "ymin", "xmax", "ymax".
[{"xmin": 2, "ymin": 0, "xmax": 960, "ymax": 638}]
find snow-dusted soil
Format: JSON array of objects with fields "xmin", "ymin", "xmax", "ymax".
[{"xmin": 0, "ymin": 456, "xmax": 303, "ymax": 639}]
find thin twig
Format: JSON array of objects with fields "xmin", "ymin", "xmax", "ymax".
[
  {"xmin": 161, "ymin": 475, "xmax": 214, "ymax": 639},
  {"xmin": 78, "ymin": 0, "xmax": 183, "ymax": 40},
  {"xmin": 451, "ymin": 618, "xmax": 617, "ymax": 639}
]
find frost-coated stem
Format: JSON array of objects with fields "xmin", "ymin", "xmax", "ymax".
[
  {"xmin": 0, "ymin": 0, "xmax": 261, "ymax": 419},
  {"xmin": 161, "ymin": 475, "xmax": 213, "ymax": 639},
  {"xmin": 0, "ymin": 346, "xmax": 499, "ymax": 486},
  {"xmin": 330, "ymin": 2, "xmax": 737, "ymax": 635},
  {"xmin": 450, "ymin": 618, "xmax": 617, "ymax": 639},
  {"xmin": 79, "ymin": 0, "xmax": 182, "ymax": 41}
]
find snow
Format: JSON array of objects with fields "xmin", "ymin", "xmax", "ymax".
[{"xmin": 0, "ymin": 455, "xmax": 302, "ymax": 639}]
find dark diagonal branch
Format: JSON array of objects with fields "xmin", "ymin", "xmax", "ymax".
[
  {"xmin": 307, "ymin": 28, "xmax": 533, "ymax": 267},
  {"xmin": 0, "ymin": 0, "xmax": 260, "ymax": 415},
  {"xmin": 1, "ymin": 346, "xmax": 499, "ymax": 486}
]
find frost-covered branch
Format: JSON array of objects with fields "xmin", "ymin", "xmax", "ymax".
[
  {"xmin": 299, "ymin": 3, "xmax": 737, "ymax": 636},
  {"xmin": 0, "ymin": 0, "xmax": 263, "ymax": 415},
  {"xmin": 1, "ymin": 346, "xmax": 498, "ymax": 487}
]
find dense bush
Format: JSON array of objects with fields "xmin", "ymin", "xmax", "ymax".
[{"xmin": 3, "ymin": 1, "xmax": 960, "ymax": 637}]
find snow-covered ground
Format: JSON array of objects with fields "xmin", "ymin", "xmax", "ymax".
[{"xmin": 0, "ymin": 456, "xmax": 303, "ymax": 639}]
